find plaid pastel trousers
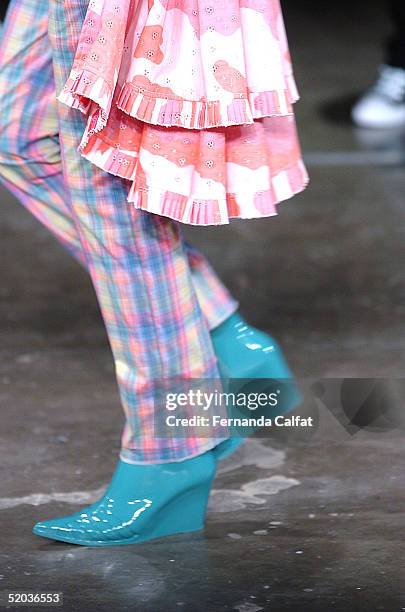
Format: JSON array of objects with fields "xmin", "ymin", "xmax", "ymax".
[{"xmin": 0, "ymin": 0, "xmax": 238, "ymax": 463}]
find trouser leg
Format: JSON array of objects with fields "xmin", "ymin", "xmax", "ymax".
[
  {"xmin": 0, "ymin": 0, "xmax": 236, "ymax": 461},
  {"xmin": 386, "ymin": 0, "xmax": 405, "ymax": 69},
  {"xmin": 0, "ymin": 0, "xmax": 86, "ymax": 265},
  {"xmin": 0, "ymin": 1, "xmax": 238, "ymax": 327}
]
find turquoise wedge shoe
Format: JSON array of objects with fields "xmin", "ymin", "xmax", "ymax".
[
  {"xmin": 210, "ymin": 312, "xmax": 302, "ymax": 460},
  {"xmin": 33, "ymin": 451, "xmax": 216, "ymax": 547}
]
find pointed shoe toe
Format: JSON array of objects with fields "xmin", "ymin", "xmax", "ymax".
[{"xmin": 32, "ymin": 451, "xmax": 216, "ymax": 547}]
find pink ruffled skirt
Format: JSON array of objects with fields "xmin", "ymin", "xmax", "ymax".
[{"xmin": 58, "ymin": 0, "xmax": 309, "ymax": 225}]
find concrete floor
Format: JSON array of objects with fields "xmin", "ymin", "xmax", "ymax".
[{"xmin": 1, "ymin": 0, "xmax": 405, "ymax": 610}]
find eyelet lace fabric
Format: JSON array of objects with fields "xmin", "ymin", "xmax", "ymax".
[{"xmin": 58, "ymin": 0, "xmax": 309, "ymax": 225}]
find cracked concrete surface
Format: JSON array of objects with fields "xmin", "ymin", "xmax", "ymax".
[{"xmin": 1, "ymin": 0, "xmax": 405, "ymax": 610}]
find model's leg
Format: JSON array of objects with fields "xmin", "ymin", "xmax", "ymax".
[
  {"xmin": 0, "ymin": 0, "xmax": 87, "ymax": 265},
  {"xmin": 352, "ymin": 0, "xmax": 405, "ymax": 127},
  {"xmin": 1, "ymin": 0, "xmax": 231, "ymax": 459},
  {"xmin": 182, "ymin": 240, "xmax": 238, "ymax": 330},
  {"xmin": 0, "ymin": 0, "xmax": 238, "ymax": 331},
  {"xmin": 47, "ymin": 0, "xmax": 230, "ymax": 463},
  {"xmin": 386, "ymin": 0, "xmax": 405, "ymax": 69},
  {"xmin": 0, "ymin": 0, "xmax": 228, "ymax": 546}
]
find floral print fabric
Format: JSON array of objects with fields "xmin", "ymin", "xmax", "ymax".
[{"xmin": 58, "ymin": 0, "xmax": 309, "ymax": 225}]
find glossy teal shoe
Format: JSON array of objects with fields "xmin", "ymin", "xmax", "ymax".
[
  {"xmin": 32, "ymin": 451, "xmax": 216, "ymax": 547},
  {"xmin": 210, "ymin": 312, "xmax": 302, "ymax": 460}
]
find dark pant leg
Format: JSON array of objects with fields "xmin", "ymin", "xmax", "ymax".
[{"xmin": 386, "ymin": 0, "xmax": 405, "ymax": 69}]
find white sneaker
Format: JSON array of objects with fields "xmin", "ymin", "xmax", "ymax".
[{"xmin": 352, "ymin": 65, "xmax": 405, "ymax": 129}]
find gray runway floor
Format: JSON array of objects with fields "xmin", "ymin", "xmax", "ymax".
[{"xmin": 0, "ymin": 1, "xmax": 404, "ymax": 610}]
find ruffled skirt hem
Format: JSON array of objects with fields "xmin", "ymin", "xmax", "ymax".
[
  {"xmin": 125, "ymin": 161, "xmax": 309, "ymax": 226},
  {"xmin": 57, "ymin": 0, "xmax": 308, "ymax": 226},
  {"xmin": 79, "ymin": 128, "xmax": 309, "ymax": 225},
  {"xmin": 58, "ymin": 68, "xmax": 299, "ymax": 143}
]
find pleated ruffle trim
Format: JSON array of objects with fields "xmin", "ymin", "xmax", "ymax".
[
  {"xmin": 57, "ymin": 69, "xmax": 308, "ymax": 226},
  {"xmin": 58, "ymin": 68, "xmax": 299, "ymax": 148},
  {"xmin": 79, "ymin": 130, "xmax": 309, "ymax": 226}
]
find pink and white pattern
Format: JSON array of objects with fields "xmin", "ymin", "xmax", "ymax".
[{"xmin": 58, "ymin": 0, "xmax": 309, "ymax": 225}]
